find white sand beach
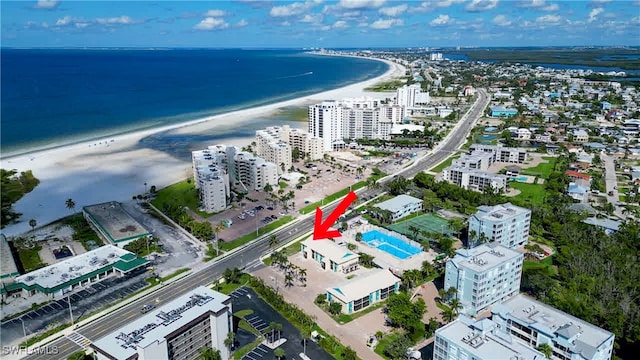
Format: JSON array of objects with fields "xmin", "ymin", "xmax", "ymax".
[{"xmin": 1, "ymin": 57, "xmax": 406, "ymax": 237}]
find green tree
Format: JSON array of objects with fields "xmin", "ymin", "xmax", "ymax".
[
  {"xmin": 341, "ymin": 222, "xmax": 348, "ymax": 231},
  {"xmin": 223, "ymin": 267, "xmax": 241, "ymax": 284},
  {"xmin": 358, "ymin": 253, "xmax": 375, "ymax": 268},
  {"xmin": 386, "ymin": 292, "xmax": 427, "ymax": 340},
  {"xmin": 328, "ymin": 301, "xmax": 342, "ymax": 315},
  {"xmin": 224, "ymin": 331, "xmax": 236, "ymax": 353},
  {"xmin": 67, "ymin": 351, "xmax": 88, "ymax": 360},
  {"xmin": 292, "ymin": 147, "xmax": 301, "ymax": 161},
  {"xmin": 355, "ymin": 232, "xmax": 363, "ymax": 242},
  {"xmin": 268, "ymin": 234, "xmax": 280, "ymax": 248},
  {"xmin": 198, "ymin": 346, "xmax": 222, "ymax": 360},
  {"xmin": 342, "ymin": 346, "xmax": 357, "ymax": 360},
  {"xmin": 383, "ymin": 334, "xmax": 412, "ymax": 360},
  {"xmin": 29, "ymin": 218, "xmax": 37, "ymax": 232},
  {"xmin": 274, "ymin": 347, "xmax": 286, "ymax": 360},
  {"xmin": 537, "ymin": 343, "xmax": 553, "ymax": 359},
  {"xmin": 264, "ymin": 183, "xmax": 273, "ymax": 193}
]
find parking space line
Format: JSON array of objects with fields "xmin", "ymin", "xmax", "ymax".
[{"xmin": 255, "ymin": 346, "xmax": 268, "ymax": 353}]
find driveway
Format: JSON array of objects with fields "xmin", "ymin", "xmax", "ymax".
[{"xmin": 602, "ymin": 154, "xmax": 625, "ymax": 218}]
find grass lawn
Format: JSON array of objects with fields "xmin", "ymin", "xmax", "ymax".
[
  {"xmin": 263, "ymin": 239, "xmax": 302, "ymax": 266},
  {"xmin": 17, "ymin": 245, "xmax": 46, "ymax": 272},
  {"xmin": 299, "ymin": 182, "xmax": 366, "ymax": 215},
  {"xmin": 374, "ymin": 333, "xmax": 403, "ymax": 359},
  {"xmin": 150, "ymin": 180, "xmax": 214, "ymax": 218},
  {"xmin": 430, "ymin": 153, "xmax": 461, "ymax": 172},
  {"xmin": 364, "ymin": 78, "xmax": 406, "ymax": 92},
  {"xmin": 523, "ymin": 256, "xmax": 556, "ymax": 275},
  {"xmin": 213, "ymin": 273, "xmax": 252, "ymax": 294},
  {"xmin": 510, "ymin": 182, "xmax": 547, "ymax": 206},
  {"xmin": 234, "ymin": 309, "xmax": 254, "ymax": 318},
  {"xmin": 233, "ymin": 334, "xmax": 262, "ymax": 360},
  {"xmin": 522, "ymin": 156, "xmax": 557, "ymax": 179},
  {"xmin": 219, "ymin": 216, "xmax": 294, "ymax": 251}
]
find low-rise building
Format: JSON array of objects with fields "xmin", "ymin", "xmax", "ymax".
[
  {"xmin": 4, "ymin": 245, "xmax": 148, "ymax": 299},
  {"xmin": 83, "ymin": 202, "xmax": 151, "ymax": 247},
  {"xmin": 434, "ymin": 315, "xmax": 545, "ymax": 360},
  {"xmin": 573, "ymin": 129, "xmax": 590, "ymax": 142},
  {"xmin": 452, "ymin": 151, "xmax": 494, "ymax": 171},
  {"xmin": 468, "ymin": 203, "xmax": 531, "ymax": 248},
  {"xmin": 444, "ymin": 244, "xmax": 523, "ymax": 316},
  {"xmin": 373, "ymin": 194, "xmax": 423, "ymax": 222},
  {"xmin": 492, "ymin": 294, "xmax": 615, "ymax": 360},
  {"xmin": 582, "ymin": 217, "xmax": 621, "ymax": 234},
  {"xmin": 91, "ymin": 286, "xmax": 232, "ymax": 360},
  {"xmin": 301, "ymin": 239, "xmax": 360, "ymax": 273},
  {"xmin": 469, "ymin": 144, "xmax": 528, "ymax": 164},
  {"xmin": 490, "ymin": 106, "xmax": 518, "ymax": 117},
  {"xmin": 567, "ymin": 182, "xmax": 588, "ymax": 203},
  {"xmin": 442, "ymin": 166, "xmax": 509, "ymax": 193},
  {"xmin": 326, "ymin": 269, "xmax": 400, "ymax": 314}
]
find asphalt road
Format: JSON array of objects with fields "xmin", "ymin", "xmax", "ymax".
[{"xmin": 24, "ymin": 89, "xmax": 490, "ymax": 360}]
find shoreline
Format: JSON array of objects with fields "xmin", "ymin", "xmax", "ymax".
[{"xmin": 1, "ymin": 55, "xmax": 406, "ymax": 237}]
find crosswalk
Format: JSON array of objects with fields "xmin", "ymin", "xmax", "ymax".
[{"xmin": 67, "ymin": 332, "xmax": 91, "ymax": 349}]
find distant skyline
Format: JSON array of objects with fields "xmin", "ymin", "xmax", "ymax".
[{"xmin": 2, "ymin": 0, "xmax": 639, "ymax": 48}]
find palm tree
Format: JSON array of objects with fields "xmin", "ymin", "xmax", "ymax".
[
  {"xmin": 274, "ymin": 322, "xmax": 283, "ymax": 341},
  {"xmin": 408, "ymin": 225, "xmax": 421, "ymax": 241},
  {"xmin": 298, "ymin": 268, "xmax": 307, "ymax": 284},
  {"xmin": 301, "ymin": 327, "xmax": 311, "ymax": 355},
  {"xmin": 224, "ymin": 332, "xmax": 236, "ymax": 354},
  {"xmin": 449, "ymin": 298, "xmax": 462, "ymax": 317},
  {"xmin": 29, "ymin": 219, "xmax": 37, "ymax": 232},
  {"xmin": 537, "ymin": 343, "xmax": 553, "ymax": 359},
  {"xmin": 284, "ymin": 274, "xmax": 294, "ymax": 288},
  {"xmin": 198, "ymin": 346, "xmax": 222, "ymax": 360},
  {"xmin": 268, "ymin": 322, "xmax": 277, "ymax": 343},
  {"xmin": 342, "ymin": 346, "xmax": 357, "ymax": 360},
  {"xmin": 441, "ymin": 306, "xmax": 455, "ymax": 323},
  {"xmin": 65, "ymin": 198, "xmax": 76, "ymax": 214},
  {"xmin": 355, "ymin": 232, "xmax": 363, "ymax": 242},
  {"xmin": 268, "ymin": 234, "xmax": 279, "ymax": 248},
  {"xmin": 468, "ymin": 229, "xmax": 477, "ymax": 246}
]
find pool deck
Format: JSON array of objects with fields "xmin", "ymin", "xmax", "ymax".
[{"xmin": 341, "ymin": 221, "xmax": 438, "ymax": 272}]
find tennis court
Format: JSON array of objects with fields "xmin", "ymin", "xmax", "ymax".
[{"xmin": 388, "ymin": 214, "xmax": 452, "ymax": 240}]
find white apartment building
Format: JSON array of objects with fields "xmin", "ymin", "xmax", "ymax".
[
  {"xmin": 92, "ymin": 287, "xmax": 232, "ymax": 360},
  {"xmin": 287, "ymin": 127, "xmax": 324, "ymax": 161},
  {"xmin": 195, "ymin": 165, "xmax": 229, "ymax": 213},
  {"xmin": 255, "ymin": 127, "xmax": 291, "ymax": 174},
  {"xmin": 469, "ymin": 144, "xmax": 529, "ymax": 164},
  {"xmin": 232, "ymin": 152, "xmax": 278, "ymax": 191},
  {"xmin": 378, "ymin": 104, "xmax": 405, "ymax": 123},
  {"xmin": 256, "ymin": 125, "xmax": 324, "ymax": 162},
  {"xmin": 308, "ymin": 101, "xmax": 346, "ymax": 151},
  {"xmin": 444, "ymin": 244, "xmax": 524, "ymax": 316},
  {"xmin": 343, "ymin": 107, "xmax": 393, "ymax": 140},
  {"xmin": 373, "ymin": 195, "xmax": 423, "ymax": 222},
  {"xmin": 434, "ymin": 315, "xmax": 545, "ymax": 360},
  {"xmin": 396, "ymin": 84, "xmax": 430, "ymax": 107},
  {"xmin": 452, "ymin": 152, "xmax": 495, "ymax": 171},
  {"xmin": 468, "ymin": 203, "xmax": 532, "ymax": 248},
  {"xmin": 492, "ymin": 294, "xmax": 615, "ymax": 360},
  {"xmin": 442, "ymin": 165, "xmax": 509, "ymax": 193}
]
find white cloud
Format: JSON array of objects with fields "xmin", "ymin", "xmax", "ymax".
[
  {"xmin": 465, "ymin": 0, "xmax": 498, "ymax": 12},
  {"xmin": 518, "ymin": 0, "xmax": 558, "ymax": 11},
  {"xmin": 55, "ymin": 15, "xmax": 73, "ymax": 26},
  {"xmin": 542, "ymin": 4, "xmax": 558, "ymax": 11},
  {"xmin": 536, "ymin": 14, "xmax": 561, "ymax": 24},
  {"xmin": 34, "ymin": 0, "xmax": 59, "ymax": 9},
  {"xmin": 270, "ymin": 1, "xmax": 321, "ymax": 17},
  {"xmin": 339, "ymin": 0, "xmax": 386, "ymax": 9},
  {"xmin": 281, "ymin": 21, "xmax": 292, "ymax": 26},
  {"xmin": 95, "ymin": 16, "xmax": 136, "ymax": 25},
  {"xmin": 379, "ymin": 4, "xmax": 408, "ymax": 17},
  {"xmin": 75, "ymin": 22, "xmax": 89, "ymax": 29},
  {"xmin": 412, "ymin": 0, "xmax": 465, "ymax": 13},
  {"xmin": 430, "ymin": 14, "xmax": 454, "ymax": 26},
  {"xmin": 590, "ymin": 0, "xmax": 611, "ymax": 4},
  {"xmin": 236, "ymin": 19, "xmax": 248, "ymax": 27},
  {"xmin": 370, "ymin": 18, "xmax": 403, "ymax": 29},
  {"xmin": 588, "ymin": 7, "xmax": 604, "ymax": 22},
  {"xmin": 300, "ymin": 13, "xmax": 323, "ymax": 24},
  {"xmin": 205, "ymin": 9, "xmax": 227, "ymax": 17},
  {"xmin": 193, "ymin": 17, "xmax": 229, "ymax": 30},
  {"xmin": 333, "ymin": 20, "xmax": 348, "ymax": 28},
  {"xmin": 491, "ymin": 14, "xmax": 512, "ymax": 26}
]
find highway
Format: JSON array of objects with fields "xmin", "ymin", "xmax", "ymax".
[{"xmin": 25, "ymin": 89, "xmax": 489, "ymax": 360}]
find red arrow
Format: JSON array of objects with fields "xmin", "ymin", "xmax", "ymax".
[{"xmin": 313, "ymin": 191, "xmax": 358, "ymax": 240}]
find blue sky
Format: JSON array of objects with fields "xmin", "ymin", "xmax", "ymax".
[{"xmin": 2, "ymin": 0, "xmax": 639, "ymax": 48}]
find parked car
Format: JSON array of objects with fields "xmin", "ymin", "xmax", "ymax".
[{"xmin": 267, "ymin": 207, "xmax": 274, "ymax": 211}]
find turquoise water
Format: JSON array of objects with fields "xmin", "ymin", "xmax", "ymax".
[
  {"xmin": 362, "ymin": 230, "xmax": 421, "ymax": 260},
  {"xmin": 513, "ymin": 176, "xmax": 528, "ymax": 182}
]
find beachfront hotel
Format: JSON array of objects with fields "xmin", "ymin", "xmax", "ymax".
[
  {"xmin": 301, "ymin": 239, "xmax": 360, "ymax": 273},
  {"xmin": 192, "ymin": 145, "xmax": 278, "ymax": 210},
  {"xmin": 91, "ymin": 286, "xmax": 232, "ymax": 360},
  {"xmin": 326, "ymin": 269, "xmax": 400, "ymax": 314},
  {"xmin": 83, "ymin": 202, "xmax": 152, "ymax": 248},
  {"xmin": 468, "ymin": 203, "xmax": 532, "ymax": 248},
  {"xmin": 492, "ymin": 294, "xmax": 615, "ymax": 360},
  {"xmin": 2, "ymin": 245, "xmax": 148, "ymax": 299},
  {"xmin": 255, "ymin": 125, "xmax": 324, "ymax": 172},
  {"xmin": 433, "ymin": 315, "xmax": 546, "ymax": 360},
  {"xmin": 444, "ymin": 244, "xmax": 523, "ymax": 316}
]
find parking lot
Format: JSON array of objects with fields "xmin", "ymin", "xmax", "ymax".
[
  {"xmin": 230, "ymin": 287, "xmax": 332, "ymax": 360},
  {"xmin": 0, "ymin": 271, "xmax": 148, "ymax": 346}
]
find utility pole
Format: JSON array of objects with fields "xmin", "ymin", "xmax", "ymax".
[{"xmin": 19, "ymin": 317, "xmax": 26, "ymax": 337}]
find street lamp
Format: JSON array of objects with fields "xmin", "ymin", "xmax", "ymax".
[
  {"xmin": 67, "ymin": 294, "xmax": 74, "ymax": 326},
  {"xmin": 19, "ymin": 317, "xmax": 27, "ymax": 337}
]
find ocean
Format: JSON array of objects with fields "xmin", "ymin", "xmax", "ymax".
[{"xmin": 1, "ymin": 49, "xmax": 387, "ymax": 156}]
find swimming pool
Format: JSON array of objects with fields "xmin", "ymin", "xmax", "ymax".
[
  {"xmin": 361, "ymin": 230, "xmax": 422, "ymax": 260},
  {"xmin": 513, "ymin": 176, "xmax": 528, "ymax": 182}
]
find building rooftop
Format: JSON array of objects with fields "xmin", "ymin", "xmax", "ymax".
[
  {"xmin": 451, "ymin": 244, "xmax": 523, "ymax": 273},
  {"xmin": 1, "ymin": 234, "xmax": 19, "ymax": 279},
  {"xmin": 493, "ymin": 294, "xmax": 615, "ymax": 359},
  {"xmin": 13, "ymin": 245, "xmax": 147, "ymax": 293},
  {"xmin": 436, "ymin": 315, "xmax": 544, "ymax": 360},
  {"xmin": 83, "ymin": 202, "xmax": 150, "ymax": 244},
  {"xmin": 302, "ymin": 239, "xmax": 359, "ymax": 265},
  {"xmin": 446, "ymin": 165, "xmax": 510, "ymax": 180},
  {"xmin": 92, "ymin": 286, "xmax": 230, "ymax": 360},
  {"xmin": 565, "ymin": 170, "xmax": 592, "ymax": 181},
  {"xmin": 473, "ymin": 203, "xmax": 531, "ymax": 222},
  {"xmin": 582, "ymin": 217, "xmax": 621, "ymax": 232},
  {"xmin": 375, "ymin": 195, "xmax": 423, "ymax": 214},
  {"xmin": 327, "ymin": 269, "xmax": 400, "ymax": 303}
]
